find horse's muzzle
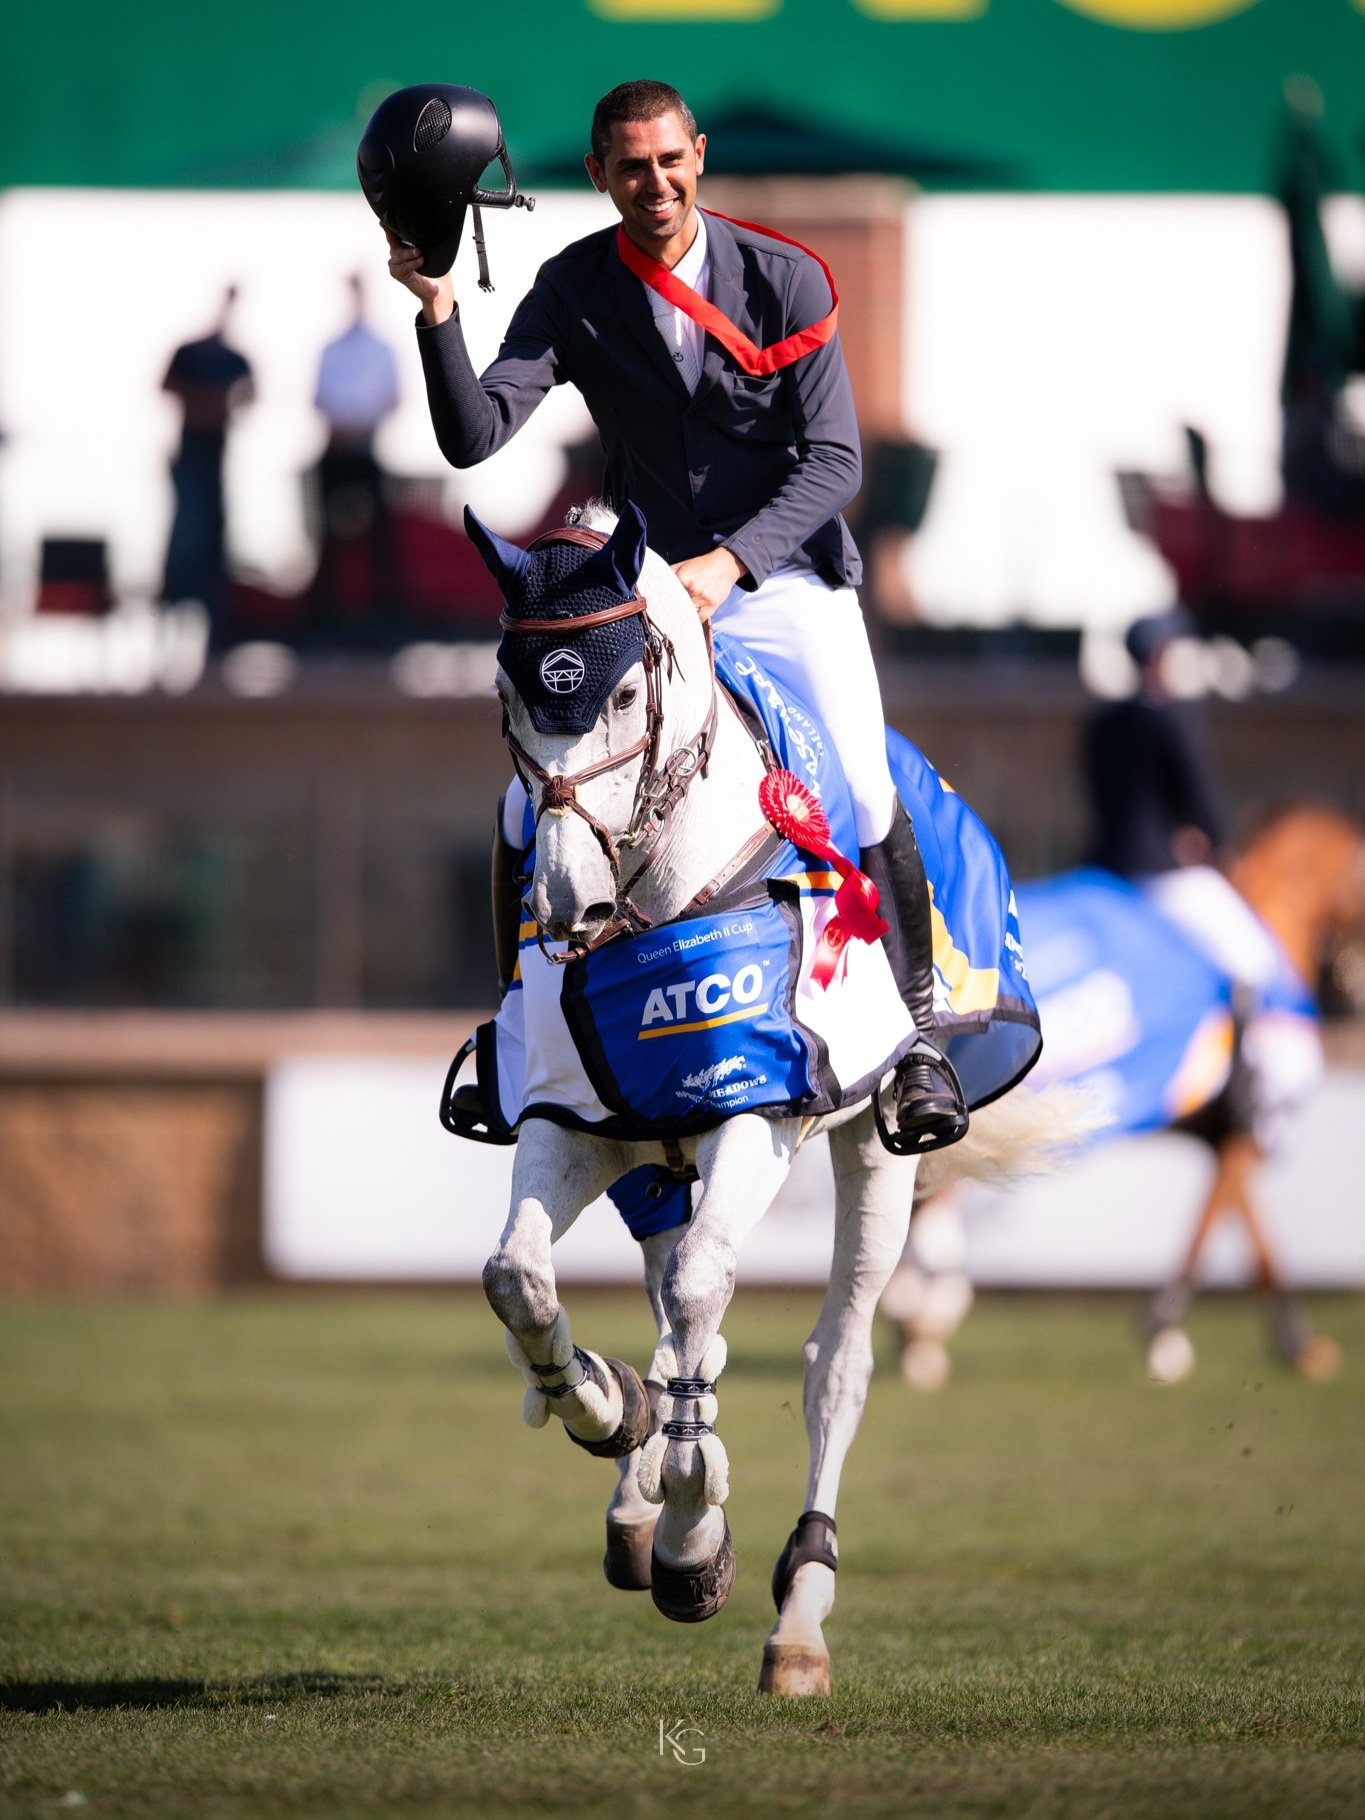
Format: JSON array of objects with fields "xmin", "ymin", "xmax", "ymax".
[{"xmin": 544, "ymin": 901, "xmax": 614, "ymax": 946}]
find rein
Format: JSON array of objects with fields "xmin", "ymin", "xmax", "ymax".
[{"xmin": 500, "ymin": 526, "xmax": 720, "ymax": 961}]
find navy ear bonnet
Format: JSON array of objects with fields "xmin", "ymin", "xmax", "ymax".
[{"xmin": 467, "ymin": 503, "xmax": 651, "ymax": 735}]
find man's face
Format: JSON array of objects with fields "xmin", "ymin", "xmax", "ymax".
[{"xmin": 585, "ymin": 111, "xmax": 706, "ymax": 261}]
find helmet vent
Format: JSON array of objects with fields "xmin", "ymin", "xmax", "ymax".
[{"xmin": 413, "ymin": 97, "xmax": 452, "ymax": 154}]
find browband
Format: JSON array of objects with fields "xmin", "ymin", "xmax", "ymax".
[
  {"xmin": 500, "ymin": 523, "xmax": 649, "ymax": 634},
  {"xmin": 498, "ymin": 594, "xmax": 647, "ymax": 634},
  {"xmin": 527, "ymin": 525, "xmax": 608, "ymax": 553}
]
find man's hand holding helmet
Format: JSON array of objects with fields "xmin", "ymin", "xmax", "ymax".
[{"xmin": 385, "ymin": 228, "xmax": 454, "ymax": 325}]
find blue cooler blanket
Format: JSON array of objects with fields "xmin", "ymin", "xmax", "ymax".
[
  {"xmin": 467, "ymin": 635, "xmax": 1042, "ymax": 1145},
  {"xmin": 1017, "ymin": 867, "xmax": 1318, "ymax": 1143}
]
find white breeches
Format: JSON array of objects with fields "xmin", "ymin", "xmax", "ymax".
[
  {"xmin": 500, "ymin": 781, "xmax": 528, "ymax": 848},
  {"xmin": 501, "ymin": 568, "xmax": 899, "ymax": 852},
  {"xmin": 1144, "ymin": 864, "xmax": 1323, "ymax": 1153},
  {"xmin": 1143, "ymin": 865, "xmax": 1280, "ymax": 989},
  {"xmin": 710, "ymin": 567, "xmax": 898, "ymax": 848}
]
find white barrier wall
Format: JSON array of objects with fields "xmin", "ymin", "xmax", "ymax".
[
  {"xmin": 7, "ymin": 188, "xmax": 1364, "ymax": 635},
  {"xmin": 264, "ymin": 1057, "xmax": 1365, "ymax": 1288}
]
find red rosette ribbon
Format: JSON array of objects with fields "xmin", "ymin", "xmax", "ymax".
[{"xmin": 759, "ymin": 769, "xmax": 888, "ymax": 987}]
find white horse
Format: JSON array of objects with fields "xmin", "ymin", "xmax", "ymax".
[{"xmin": 455, "ymin": 500, "xmax": 1066, "ymax": 1696}]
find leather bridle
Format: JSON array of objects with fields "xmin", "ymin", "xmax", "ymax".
[{"xmin": 498, "ymin": 526, "xmax": 719, "ymax": 959}]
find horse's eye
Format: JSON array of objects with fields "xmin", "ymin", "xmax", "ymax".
[{"xmin": 614, "ymin": 685, "xmax": 638, "ymax": 711}]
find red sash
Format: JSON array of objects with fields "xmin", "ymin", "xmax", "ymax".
[{"xmin": 615, "ymin": 210, "xmax": 840, "ymax": 377}]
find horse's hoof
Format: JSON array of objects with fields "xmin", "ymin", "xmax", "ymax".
[
  {"xmin": 604, "ymin": 1514, "xmax": 657, "ymax": 1591},
  {"xmin": 1146, "ymin": 1327, "xmax": 1195, "ymax": 1385},
  {"xmin": 650, "ymin": 1515, "xmax": 735, "ymax": 1623},
  {"xmin": 901, "ymin": 1336, "xmax": 951, "ymax": 1392},
  {"xmin": 1294, "ymin": 1335, "xmax": 1343, "ymax": 1382},
  {"xmin": 565, "ymin": 1356, "xmax": 652, "ymax": 1460},
  {"xmin": 758, "ymin": 1641, "xmax": 831, "ymax": 1698}
]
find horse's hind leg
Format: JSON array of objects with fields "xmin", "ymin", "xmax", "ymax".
[
  {"xmin": 761, "ymin": 1112, "xmax": 916, "ymax": 1696},
  {"xmin": 880, "ymin": 1182, "xmax": 974, "ymax": 1392},
  {"xmin": 482, "ymin": 1120, "xmax": 648, "ymax": 1454},
  {"xmin": 640, "ymin": 1114, "xmax": 799, "ymax": 1622},
  {"xmin": 603, "ymin": 1226, "xmax": 684, "ymax": 1591}
]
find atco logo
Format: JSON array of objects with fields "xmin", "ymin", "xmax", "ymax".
[
  {"xmin": 539, "ymin": 647, "xmax": 586, "ymax": 694},
  {"xmin": 640, "ymin": 963, "xmax": 767, "ymax": 1033}
]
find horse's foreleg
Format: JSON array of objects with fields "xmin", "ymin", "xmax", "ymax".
[
  {"xmin": 604, "ymin": 1225, "xmax": 684, "ymax": 1590},
  {"xmin": 762, "ymin": 1112, "xmax": 916, "ymax": 1696},
  {"xmin": 481, "ymin": 1121, "xmax": 646, "ymax": 1453},
  {"xmin": 640, "ymin": 1114, "xmax": 798, "ymax": 1620},
  {"xmin": 1146, "ymin": 1134, "xmax": 1296, "ymax": 1382},
  {"xmin": 1210, "ymin": 1135, "xmax": 1341, "ymax": 1380},
  {"xmin": 1144, "ymin": 1139, "xmax": 1237, "ymax": 1380}
]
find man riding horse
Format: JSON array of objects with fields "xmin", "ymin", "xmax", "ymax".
[{"xmin": 376, "ymin": 77, "xmax": 967, "ymax": 1155}]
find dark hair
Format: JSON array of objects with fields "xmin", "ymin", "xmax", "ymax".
[
  {"xmin": 1124, "ymin": 606, "xmax": 1195, "ymax": 668},
  {"xmin": 590, "ymin": 80, "xmax": 698, "ymax": 163}
]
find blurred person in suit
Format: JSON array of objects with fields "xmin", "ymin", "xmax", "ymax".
[
  {"xmin": 1084, "ymin": 609, "xmax": 1287, "ymax": 1152},
  {"xmin": 159, "ymin": 285, "xmax": 254, "ymax": 642},
  {"xmin": 1084, "ymin": 607, "xmax": 1225, "ymax": 884}
]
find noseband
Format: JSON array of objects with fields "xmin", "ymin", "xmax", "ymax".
[{"xmin": 499, "ymin": 525, "xmax": 718, "ymax": 959}]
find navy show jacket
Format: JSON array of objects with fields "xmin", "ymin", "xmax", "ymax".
[{"xmin": 415, "ymin": 210, "xmax": 863, "ymax": 591}]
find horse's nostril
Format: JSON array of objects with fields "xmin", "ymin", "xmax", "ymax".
[{"xmin": 582, "ymin": 901, "xmax": 615, "ymax": 931}]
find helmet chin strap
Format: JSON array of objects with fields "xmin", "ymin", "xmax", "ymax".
[
  {"xmin": 471, "ymin": 205, "xmax": 492, "ymax": 292},
  {"xmin": 471, "ymin": 142, "xmax": 535, "ymax": 291}
]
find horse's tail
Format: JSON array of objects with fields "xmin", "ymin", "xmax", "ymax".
[{"xmin": 914, "ymin": 1082, "xmax": 1110, "ymax": 1202}]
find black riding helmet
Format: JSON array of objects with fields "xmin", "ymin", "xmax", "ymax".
[{"xmin": 356, "ymin": 83, "xmax": 534, "ymax": 286}]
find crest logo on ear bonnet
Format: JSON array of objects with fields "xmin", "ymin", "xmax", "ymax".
[
  {"xmin": 539, "ymin": 648, "xmax": 586, "ymax": 694},
  {"xmin": 473, "ymin": 499, "xmax": 653, "ymax": 735}
]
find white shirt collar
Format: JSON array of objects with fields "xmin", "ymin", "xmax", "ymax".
[
  {"xmin": 673, "ymin": 210, "xmax": 709, "ymax": 290},
  {"xmin": 644, "ymin": 211, "xmax": 709, "ymax": 318}
]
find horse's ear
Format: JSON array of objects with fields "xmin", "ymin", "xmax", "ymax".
[
  {"xmin": 464, "ymin": 506, "xmax": 533, "ymax": 590},
  {"xmin": 604, "ymin": 499, "xmax": 648, "ymax": 587}
]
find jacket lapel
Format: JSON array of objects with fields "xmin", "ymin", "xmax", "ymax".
[
  {"xmin": 692, "ymin": 212, "xmax": 747, "ymax": 403},
  {"xmin": 607, "ymin": 238, "xmax": 690, "ymax": 393}
]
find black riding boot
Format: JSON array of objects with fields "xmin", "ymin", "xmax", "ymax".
[{"xmin": 860, "ymin": 801, "xmax": 969, "ymax": 1154}]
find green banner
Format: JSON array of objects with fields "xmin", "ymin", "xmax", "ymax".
[{"xmin": 6, "ymin": 0, "xmax": 1365, "ymax": 193}]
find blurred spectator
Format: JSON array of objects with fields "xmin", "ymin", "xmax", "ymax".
[
  {"xmin": 159, "ymin": 285, "xmax": 254, "ymax": 641},
  {"xmin": 308, "ymin": 273, "xmax": 401, "ymax": 635},
  {"xmin": 1084, "ymin": 607, "xmax": 1225, "ymax": 880}
]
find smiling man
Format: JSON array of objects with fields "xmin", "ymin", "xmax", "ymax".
[{"xmin": 387, "ymin": 78, "xmax": 969, "ymax": 1153}]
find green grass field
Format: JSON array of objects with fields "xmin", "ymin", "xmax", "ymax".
[{"xmin": 2, "ymin": 1290, "xmax": 1363, "ymax": 1819}]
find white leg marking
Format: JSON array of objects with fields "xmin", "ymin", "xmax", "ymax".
[
  {"xmin": 768, "ymin": 1111, "xmax": 917, "ymax": 1669},
  {"xmin": 649, "ymin": 1115, "xmax": 799, "ymax": 1569},
  {"xmin": 481, "ymin": 1121, "xmax": 627, "ymax": 1445},
  {"xmin": 607, "ymin": 1225, "xmax": 682, "ymax": 1533}
]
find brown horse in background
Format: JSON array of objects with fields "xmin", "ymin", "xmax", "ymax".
[{"xmin": 886, "ymin": 803, "xmax": 1365, "ymax": 1388}]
